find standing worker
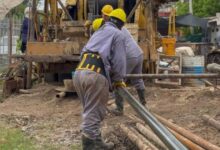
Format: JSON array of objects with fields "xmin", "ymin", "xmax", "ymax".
[
  {"xmin": 112, "ymin": 27, "xmax": 146, "ymax": 115},
  {"xmin": 94, "ymin": 8, "xmax": 147, "ymax": 116},
  {"xmin": 73, "ymin": 8, "xmax": 127, "ymax": 150},
  {"xmin": 92, "ymin": 18, "xmax": 104, "ymax": 32},
  {"xmin": 101, "ymin": 4, "xmax": 113, "ymax": 21},
  {"xmin": 20, "ymin": 7, "xmax": 31, "ymax": 53}
]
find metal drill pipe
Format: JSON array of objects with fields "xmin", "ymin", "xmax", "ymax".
[
  {"xmin": 117, "ymin": 87, "xmax": 188, "ymax": 150},
  {"xmin": 125, "ymin": 74, "xmax": 220, "ymax": 79}
]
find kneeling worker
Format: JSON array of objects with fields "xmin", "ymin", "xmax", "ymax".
[{"xmin": 73, "ymin": 8, "xmax": 127, "ymax": 150}]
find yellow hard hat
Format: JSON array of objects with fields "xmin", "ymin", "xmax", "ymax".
[
  {"xmin": 109, "ymin": 8, "xmax": 126, "ymax": 23},
  {"xmin": 92, "ymin": 18, "xmax": 104, "ymax": 31},
  {"xmin": 101, "ymin": 5, "xmax": 113, "ymax": 16}
]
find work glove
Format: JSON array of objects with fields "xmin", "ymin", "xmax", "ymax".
[
  {"xmin": 113, "ymin": 81, "xmax": 126, "ymax": 89},
  {"xmin": 84, "ymin": 20, "xmax": 92, "ymax": 27}
]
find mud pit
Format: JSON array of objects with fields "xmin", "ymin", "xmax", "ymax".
[{"xmin": 0, "ymin": 83, "xmax": 219, "ymax": 149}]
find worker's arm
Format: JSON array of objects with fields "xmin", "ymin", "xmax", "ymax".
[{"xmin": 110, "ymin": 33, "xmax": 126, "ymax": 83}]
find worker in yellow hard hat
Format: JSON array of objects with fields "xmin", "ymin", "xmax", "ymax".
[
  {"xmin": 101, "ymin": 4, "xmax": 113, "ymax": 21},
  {"xmin": 73, "ymin": 8, "xmax": 127, "ymax": 150},
  {"xmin": 109, "ymin": 8, "xmax": 126, "ymax": 29},
  {"xmin": 92, "ymin": 18, "xmax": 104, "ymax": 32}
]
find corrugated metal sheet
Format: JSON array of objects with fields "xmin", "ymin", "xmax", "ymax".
[{"xmin": 0, "ymin": 0, "xmax": 24, "ymax": 21}]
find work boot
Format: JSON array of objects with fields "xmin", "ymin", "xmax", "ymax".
[
  {"xmin": 137, "ymin": 89, "xmax": 146, "ymax": 106},
  {"xmin": 111, "ymin": 91, "xmax": 124, "ymax": 116},
  {"xmin": 82, "ymin": 134, "xmax": 95, "ymax": 150},
  {"xmin": 94, "ymin": 136, "xmax": 114, "ymax": 150},
  {"xmin": 82, "ymin": 134, "xmax": 114, "ymax": 150}
]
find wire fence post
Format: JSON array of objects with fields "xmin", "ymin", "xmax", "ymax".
[{"xmin": 8, "ymin": 12, "xmax": 13, "ymax": 65}]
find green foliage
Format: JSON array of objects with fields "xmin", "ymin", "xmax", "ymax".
[
  {"xmin": 176, "ymin": 0, "xmax": 220, "ymax": 17},
  {"xmin": 193, "ymin": 0, "xmax": 220, "ymax": 17},
  {"xmin": 71, "ymin": 144, "xmax": 82, "ymax": 150},
  {"xmin": 11, "ymin": 1, "xmax": 28, "ymax": 19},
  {"xmin": 176, "ymin": 1, "xmax": 189, "ymax": 16},
  {"xmin": 0, "ymin": 125, "xmax": 71, "ymax": 150},
  {"xmin": 16, "ymin": 38, "xmax": 22, "ymax": 52}
]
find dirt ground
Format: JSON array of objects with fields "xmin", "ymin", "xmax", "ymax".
[{"xmin": 0, "ymin": 83, "xmax": 219, "ymax": 149}]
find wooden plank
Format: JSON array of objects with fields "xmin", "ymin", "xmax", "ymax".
[{"xmin": 27, "ymin": 42, "xmax": 81, "ymax": 55}]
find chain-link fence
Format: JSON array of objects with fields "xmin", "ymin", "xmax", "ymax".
[{"xmin": 0, "ymin": 17, "xmax": 22, "ymax": 69}]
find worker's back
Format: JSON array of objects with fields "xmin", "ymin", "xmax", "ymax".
[
  {"xmin": 82, "ymin": 22, "xmax": 126, "ymax": 82},
  {"xmin": 122, "ymin": 27, "xmax": 143, "ymax": 59}
]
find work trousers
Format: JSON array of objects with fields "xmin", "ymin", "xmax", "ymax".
[
  {"xmin": 115, "ymin": 54, "xmax": 145, "ymax": 110},
  {"xmin": 73, "ymin": 70, "xmax": 109, "ymax": 139},
  {"xmin": 126, "ymin": 54, "xmax": 145, "ymax": 90}
]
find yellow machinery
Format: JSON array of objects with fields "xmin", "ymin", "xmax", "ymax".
[
  {"xmin": 3, "ymin": 0, "xmax": 178, "ymax": 93},
  {"xmin": 25, "ymin": 0, "xmax": 126, "ymax": 88},
  {"xmin": 1, "ymin": 0, "xmax": 180, "ymax": 97}
]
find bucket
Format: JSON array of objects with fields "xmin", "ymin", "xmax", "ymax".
[
  {"xmin": 182, "ymin": 56, "xmax": 205, "ymax": 86},
  {"xmin": 162, "ymin": 38, "xmax": 176, "ymax": 56}
]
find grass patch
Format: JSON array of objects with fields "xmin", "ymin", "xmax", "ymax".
[
  {"xmin": 0, "ymin": 125, "xmax": 82, "ymax": 150},
  {"xmin": 0, "ymin": 125, "xmax": 36, "ymax": 150},
  {"xmin": 71, "ymin": 144, "xmax": 82, "ymax": 150}
]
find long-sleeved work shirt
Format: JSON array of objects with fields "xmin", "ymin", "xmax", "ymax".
[
  {"xmin": 121, "ymin": 27, "xmax": 143, "ymax": 59},
  {"xmin": 82, "ymin": 22, "xmax": 126, "ymax": 87}
]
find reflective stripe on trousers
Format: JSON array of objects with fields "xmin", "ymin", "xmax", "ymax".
[{"xmin": 73, "ymin": 70, "xmax": 109, "ymax": 139}]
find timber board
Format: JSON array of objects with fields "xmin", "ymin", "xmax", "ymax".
[{"xmin": 27, "ymin": 42, "xmax": 81, "ymax": 55}]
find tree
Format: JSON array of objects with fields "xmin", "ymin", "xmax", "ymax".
[
  {"xmin": 176, "ymin": 1, "xmax": 189, "ymax": 16},
  {"xmin": 10, "ymin": 0, "xmax": 29, "ymax": 19},
  {"xmin": 176, "ymin": 0, "xmax": 220, "ymax": 17}
]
